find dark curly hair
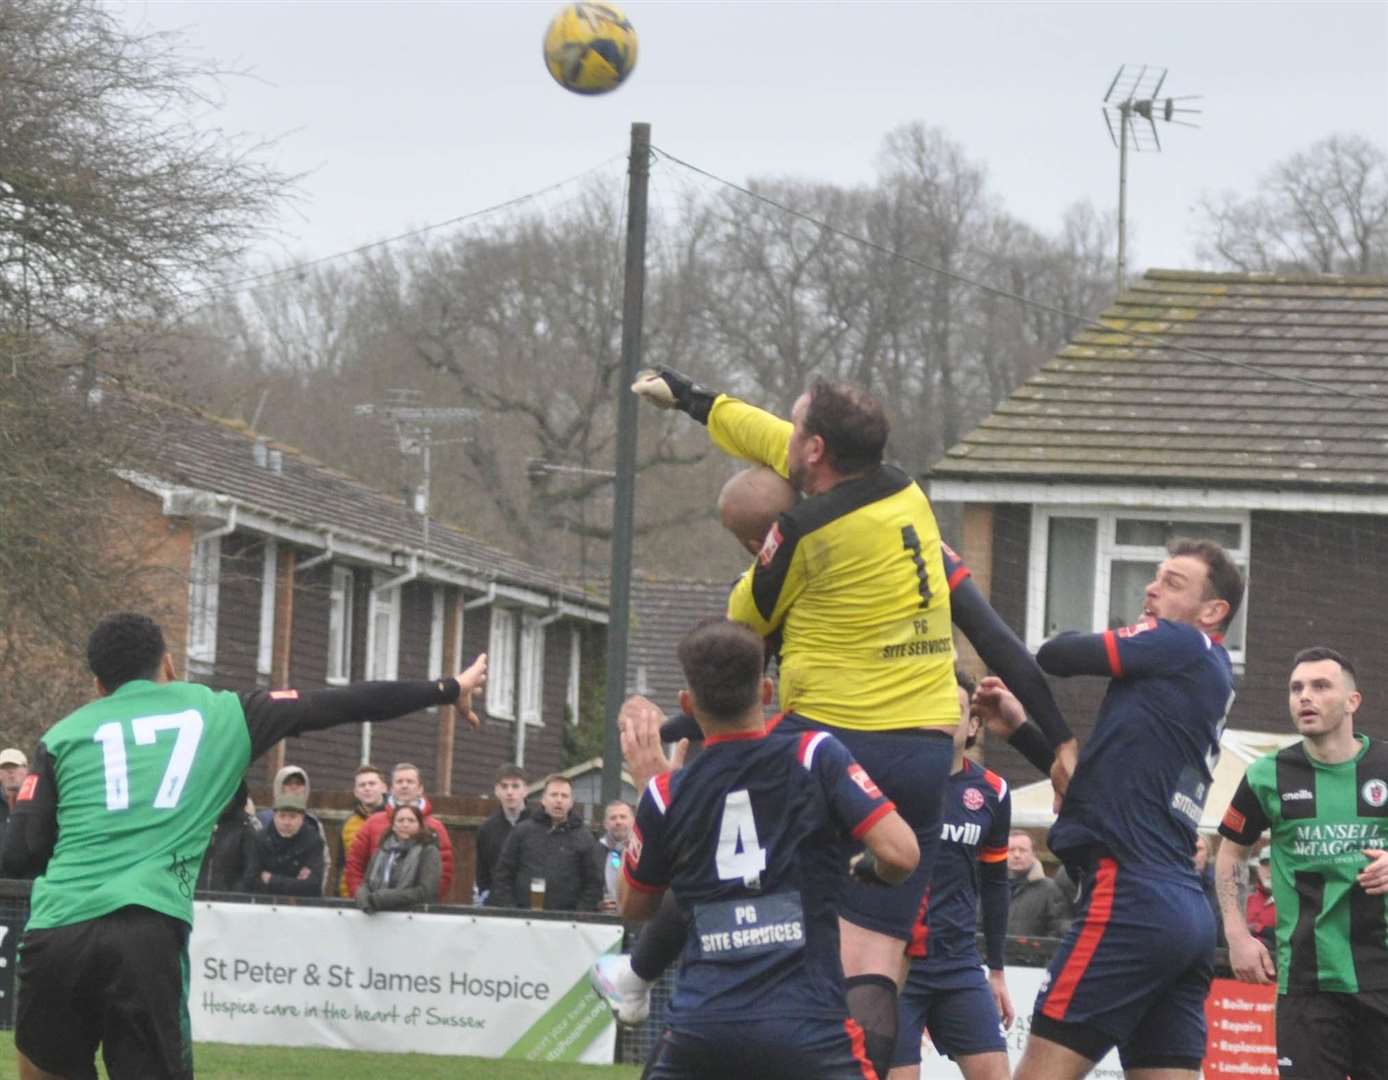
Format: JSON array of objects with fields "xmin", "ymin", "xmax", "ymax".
[{"xmin": 87, "ymin": 613, "xmax": 166, "ymax": 691}]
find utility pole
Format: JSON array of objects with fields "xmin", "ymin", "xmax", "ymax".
[
  {"xmin": 602, "ymin": 122, "xmax": 651, "ymax": 805},
  {"xmin": 1102, "ymin": 66, "xmax": 1201, "ymax": 293},
  {"xmin": 354, "ymin": 392, "xmax": 478, "ymax": 552}
]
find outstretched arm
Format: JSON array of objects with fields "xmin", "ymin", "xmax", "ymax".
[
  {"xmin": 950, "ymin": 574, "xmax": 1072, "ymax": 750},
  {"xmin": 242, "ymin": 655, "xmax": 486, "ymax": 759}
]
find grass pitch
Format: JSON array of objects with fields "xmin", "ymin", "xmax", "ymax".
[{"xmin": 0, "ymin": 1032, "xmax": 641, "ymax": 1079}]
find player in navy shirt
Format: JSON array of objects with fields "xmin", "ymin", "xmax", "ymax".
[
  {"xmin": 618, "ymin": 617, "xmax": 919, "ymax": 1080},
  {"xmin": 996, "ymin": 539, "xmax": 1244, "ymax": 1080},
  {"xmin": 891, "ymin": 670, "xmax": 1013, "ymax": 1080},
  {"xmin": 594, "ymin": 466, "xmax": 1074, "ymax": 1076}
]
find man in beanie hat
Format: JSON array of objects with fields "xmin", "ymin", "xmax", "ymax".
[{"xmin": 252, "ymin": 788, "xmax": 323, "ymax": 897}]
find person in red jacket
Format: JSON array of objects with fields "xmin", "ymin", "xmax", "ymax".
[
  {"xmin": 1245, "ymin": 847, "xmax": 1277, "ymax": 960},
  {"xmin": 344, "ymin": 762, "xmax": 453, "ymax": 900}
]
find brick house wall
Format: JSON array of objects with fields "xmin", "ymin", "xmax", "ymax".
[{"xmin": 975, "ymin": 504, "xmax": 1388, "ymax": 793}]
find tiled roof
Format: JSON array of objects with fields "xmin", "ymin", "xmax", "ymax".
[
  {"xmin": 627, "ymin": 577, "xmax": 733, "ymax": 714},
  {"xmin": 931, "ymin": 270, "xmax": 1388, "ymax": 490},
  {"xmin": 130, "ymin": 397, "xmax": 602, "ymax": 602}
]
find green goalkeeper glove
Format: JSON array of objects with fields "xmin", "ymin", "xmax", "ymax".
[{"xmin": 630, "ymin": 367, "xmax": 717, "ymax": 425}]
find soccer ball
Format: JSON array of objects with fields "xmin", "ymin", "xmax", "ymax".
[{"xmin": 542, "ymin": 3, "xmax": 638, "ymax": 96}]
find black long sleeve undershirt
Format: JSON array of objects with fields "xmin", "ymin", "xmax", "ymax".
[
  {"xmin": 1035, "ymin": 631, "xmax": 1112, "ymax": 679},
  {"xmin": 0, "ymin": 678, "xmax": 461, "ymax": 880},
  {"xmin": 1008, "ymin": 721, "xmax": 1057, "ymax": 775},
  {"xmin": 242, "ymin": 678, "xmax": 460, "ymax": 761},
  {"xmin": 950, "ymin": 576, "xmax": 1072, "ymax": 748},
  {"xmin": 979, "ymin": 857, "xmax": 1010, "ymax": 970}
]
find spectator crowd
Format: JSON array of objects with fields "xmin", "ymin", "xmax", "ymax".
[{"xmin": 0, "ymin": 740, "xmax": 1269, "ymax": 958}]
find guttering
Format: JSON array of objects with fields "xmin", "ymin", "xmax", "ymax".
[
  {"xmin": 194, "ymin": 504, "xmax": 238, "ymax": 545},
  {"xmin": 295, "ymin": 533, "xmax": 335, "ymax": 574},
  {"xmin": 462, "ymin": 585, "xmax": 497, "ymax": 611},
  {"xmin": 372, "ymin": 552, "xmax": 421, "ymax": 595},
  {"xmin": 122, "ymin": 471, "xmax": 609, "ymax": 623}
]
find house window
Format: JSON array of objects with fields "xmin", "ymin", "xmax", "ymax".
[
  {"xmin": 327, "ymin": 567, "xmax": 354, "ymax": 685},
  {"xmin": 567, "ymin": 627, "xmax": 582, "ymax": 726},
  {"xmin": 186, "ymin": 535, "xmax": 221, "ymax": 673},
  {"xmin": 488, "ymin": 607, "xmax": 517, "ymax": 720},
  {"xmin": 366, "ymin": 571, "xmax": 401, "ymax": 681},
  {"xmin": 1028, "ymin": 508, "xmax": 1250, "ymax": 664},
  {"xmin": 519, "ymin": 614, "xmax": 546, "ymax": 726},
  {"xmin": 256, "ymin": 539, "xmax": 278, "ymax": 678}
]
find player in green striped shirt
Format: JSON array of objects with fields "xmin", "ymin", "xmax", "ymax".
[
  {"xmin": 1216, "ymin": 646, "xmax": 1388, "ymax": 1080},
  {"xmin": 2, "ymin": 612, "xmax": 486, "ymax": 1080}
]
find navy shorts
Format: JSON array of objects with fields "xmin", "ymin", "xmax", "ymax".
[
  {"xmin": 1030, "ymin": 857, "xmax": 1215, "ymax": 1070},
  {"xmin": 777, "ymin": 714, "xmax": 954, "ymax": 939},
  {"xmin": 645, "ymin": 1016, "xmax": 875, "ymax": 1080},
  {"xmin": 894, "ymin": 963, "xmax": 1006, "ymax": 1065}
]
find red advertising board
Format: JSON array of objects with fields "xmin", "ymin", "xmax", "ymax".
[{"xmin": 1203, "ymin": 978, "xmax": 1279, "ymax": 1078}]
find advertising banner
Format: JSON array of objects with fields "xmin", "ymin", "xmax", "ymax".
[
  {"xmin": 916, "ymin": 967, "xmax": 1280, "ymax": 1079},
  {"xmin": 0, "ymin": 911, "xmax": 18, "ymax": 1026},
  {"xmin": 189, "ymin": 901, "xmax": 622, "ymax": 1063},
  {"xmin": 1202, "ymin": 978, "xmax": 1278, "ymax": 1078}
]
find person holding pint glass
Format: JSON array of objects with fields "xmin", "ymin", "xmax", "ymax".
[{"xmin": 488, "ymin": 774, "xmax": 602, "ymax": 912}]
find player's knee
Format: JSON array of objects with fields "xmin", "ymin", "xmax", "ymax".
[{"xmin": 845, "ymin": 972, "xmax": 899, "ymax": 1077}]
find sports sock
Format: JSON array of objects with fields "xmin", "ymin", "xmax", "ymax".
[{"xmin": 844, "ymin": 972, "xmax": 898, "ymax": 1077}]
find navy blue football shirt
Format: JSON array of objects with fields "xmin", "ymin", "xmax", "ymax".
[
  {"xmin": 625, "ymin": 722, "xmax": 894, "ymax": 1022},
  {"xmin": 906, "ymin": 760, "xmax": 1011, "ymax": 975},
  {"xmin": 1041, "ymin": 618, "xmax": 1235, "ymax": 879}
]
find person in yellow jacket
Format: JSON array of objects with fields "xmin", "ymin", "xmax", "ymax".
[
  {"xmin": 633, "ymin": 368, "xmax": 958, "ymax": 1077},
  {"xmin": 337, "ymin": 765, "xmax": 387, "ymax": 897}
]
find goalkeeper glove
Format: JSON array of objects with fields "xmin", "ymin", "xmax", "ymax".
[
  {"xmin": 630, "ymin": 367, "xmax": 717, "ymax": 425},
  {"xmin": 849, "ymin": 850, "xmax": 896, "ymax": 888}
]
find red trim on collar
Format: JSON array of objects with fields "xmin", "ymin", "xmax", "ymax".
[{"xmin": 705, "ymin": 726, "xmax": 769, "ymax": 747}]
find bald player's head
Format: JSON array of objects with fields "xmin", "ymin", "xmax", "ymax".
[{"xmin": 718, "ymin": 467, "xmax": 798, "ymax": 554}]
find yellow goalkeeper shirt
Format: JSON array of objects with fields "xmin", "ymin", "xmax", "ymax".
[{"xmin": 709, "ymin": 395, "xmax": 957, "ymax": 731}]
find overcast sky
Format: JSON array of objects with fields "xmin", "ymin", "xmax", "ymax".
[{"xmin": 117, "ymin": 1, "xmax": 1387, "ymax": 282}]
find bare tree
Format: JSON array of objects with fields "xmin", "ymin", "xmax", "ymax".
[
  {"xmin": 336, "ymin": 188, "xmax": 717, "ymax": 568},
  {"xmin": 1195, "ymin": 134, "xmax": 1388, "ymax": 274},
  {"xmin": 0, "ymin": 0, "xmax": 291, "ymax": 747}
]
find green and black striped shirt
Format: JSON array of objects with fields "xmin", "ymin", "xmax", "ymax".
[{"xmin": 1220, "ymin": 736, "xmax": 1388, "ymax": 994}]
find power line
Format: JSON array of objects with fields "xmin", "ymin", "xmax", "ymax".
[
  {"xmin": 179, "ymin": 155, "xmax": 625, "ymax": 305},
  {"xmin": 651, "ymin": 144, "xmax": 1388, "ymax": 405}
]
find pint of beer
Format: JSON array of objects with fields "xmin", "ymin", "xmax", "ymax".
[{"xmin": 529, "ymin": 877, "xmax": 546, "ymax": 910}]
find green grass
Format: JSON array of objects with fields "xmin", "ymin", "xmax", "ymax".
[{"xmin": 0, "ymin": 1031, "xmax": 642, "ymax": 1079}]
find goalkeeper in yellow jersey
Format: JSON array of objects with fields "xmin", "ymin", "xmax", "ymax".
[{"xmin": 633, "ymin": 368, "xmax": 958, "ymax": 1076}]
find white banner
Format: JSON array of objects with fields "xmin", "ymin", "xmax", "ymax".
[
  {"xmin": 189, "ymin": 902, "xmax": 622, "ymax": 1063},
  {"xmin": 918, "ymin": 966, "xmax": 1124, "ymax": 1079}
]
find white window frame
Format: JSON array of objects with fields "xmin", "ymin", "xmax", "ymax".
[
  {"xmin": 428, "ymin": 587, "xmax": 446, "ymax": 680},
  {"xmin": 567, "ymin": 626, "xmax": 582, "ymax": 726},
  {"xmin": 487, "ymin": 607, "xmax": 517, "ymax": 720},
  {"xmin": 186, "ymin": 535, "xmax": 221, "ymax": 673},
  {"xmin": 256, "ymin": 539, "xmax": 278, "ymax": 678},
  {"xmin": 450, "ymin": 602, "xmax": 465, "ymax": 676},
  {"xmin": 365, "ymin": 571, "xmax": 401, "ymax": 681},
  {"xmin": 327, "ymin": 567, "xmax": 354, "ymax": 685},
  {"xmin": 1026, "ymin": 506, "xmax": 1250, "ymax": 666},
  {"xmin": 519, "ymin": 613, "xmax": 546, "ymax": 727}
]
